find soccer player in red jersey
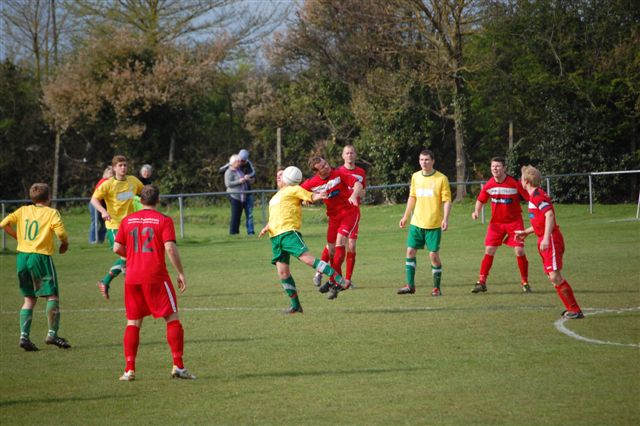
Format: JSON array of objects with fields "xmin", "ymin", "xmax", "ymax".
[
  {"xmin": 471, "ymin": 157, "xmax": 531, "ymax": 293},
  {"xmin": 515, "ymin": 166, "xmax": 584, "ymax": 319},
  {"xmin": 114, "ymin": 185, "xmax": 196, "ymax": 381},
  {"xmin": 313, "ymin": 145, "xmax": 367, "ymax": 289},
  {"xmin": 301, "ymin": 156, "xmax": 363, "ymax": 298}
]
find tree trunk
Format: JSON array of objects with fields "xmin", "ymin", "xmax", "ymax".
[
  {"xmin": 453, "ymin": 83, "xmax": 466, "ymax": 201},
  {"xmin": 52, "ymin": 131, "xmax": 61, "ymax": 207},
  {"xmin": 169, "ymin": 131, "xmax": 175, "ymax": 163}
]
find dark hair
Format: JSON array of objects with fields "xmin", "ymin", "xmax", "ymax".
[
  {"xmin": 420, "ymin": 149, "xmax": 434, "ymax": 159},
  {"xmin": 308, "ymin": 156, "xmax": 325, "ymax": 171},
  {"xmin": 29, "ymin": 183, "xmax": 50, "ymax": 203},
  {"xmin": 140, "ymin": 184, "xmax": 160, "ymax": 206},
  {"xmin": 491, "ymin": 156, "xmax": 506, "ymax": 165}
]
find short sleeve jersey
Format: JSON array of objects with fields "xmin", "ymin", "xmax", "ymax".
[
  {"xmin": 477, "ymin": 175, "xmax": 528, "ymax": 224},
  {"xmin": 337, "ymin": 165, "xmax": 367, "ymax": 203},
  {"xmin": 0, "ymin": 205, "xmax": 67, "ymax": 255},
  {"xmin": 267, "ymin": 185, "xmax": 314, "ymax": 237},
  {"xmin": 527, "ymin": 188, "xmax": 559, "ymax": 237},
  {"xmin": 115, "ymin": 209, "xmax": 176, "ymax": 285},
  {"xmin": 300, "ymin": 169, "xmax": 359, "ymax": 217},
  {"xmin": 409, "ymin": 170, "xmax": 452, "ymax": 229},
  {"xmin": 92, "ymin": 176, "xmax": 144, "ymax": 229}
]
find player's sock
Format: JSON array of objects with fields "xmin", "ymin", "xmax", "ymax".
[
  {"xmin": 45, "ymin": 299, "xmax": 60, "ymax": 337},
  {"xmin": 555, "ymin": 280, "xmax": 581, "ymax": 312},
  {"xmin": 321, "ymin": 246, "xmax": 330, "ymax": 263},
  {"xmin": 281, "ymin": 276, "xmax": 301, "ymax": 309},
  {"xmin": 332, "ymin": 245, "xmax": 346, "ymax": 277},
  {"xmin": 312, "ymin": 258, "xmax": 345, "ymax": 286},
  {"xmin": 124, "ymin": 325, "xmax": 140, "ymax": 372},
  {"xmin": 405, "ymin": 257, "xmax": 416, "ymax": 288},
  {"xmin": 517, "ymin": 255, "xmax": 529, "ymax": 283},
  {"xmin": 345, "ymin": 251, "xmax": 356, "ymax": 281},
  {"xmin": 19, "ymin": 309, "xmax": 33, "ymax": 339},
  {"xmin": 166, "ymin": 320, "xmax": 185, "ymax": 369},
  {"xmin": 479, "ymin": 254, "xmax": 494, "ymax": 284},
  {"xmin": 432, "ymin": 264, "xmax": 442, "ymax": 289},
  {"xmin": 102, "ymin": 258, "xmax": 125, "ymax": 286}
]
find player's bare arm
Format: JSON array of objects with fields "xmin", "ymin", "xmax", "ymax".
[
  {"xmin": 90, "ymin": 197, "xmax": 111, "ymax": 221},
  {"xmin": 166, "ymin": 241, "xmax": 187, "ymax": 293},
  {"xmin": 399, "ymin": 197, "xmax": 416, "ymax": 228},
  {"xmin": 258, "ymin": 224, "xmax": 270, "ymax": 238},
  {"xmin": 348, "ymin": 182, "xmax": 364, "ymax": 206},
  {"xmin": 442, "ymin": 201, "xmax": 452, "ymax": 231},
  {"xmin": 515, "ymin": 226, "xmax": 534, "ymax": 241},
  {"xmin": 113, "ymin": 241, "xmax": 126, "ymax": 257},
  {"xmin": 59, "ymin": 239, "xmax": 69, "ymax": 254},
  {"xmin": 540, "ymin": 210, "xmax": 555, "ymax": 251},
  {"xmin": 1, "ymin": 224, "xmax": 17, "ymax": 240},
  {"xmin": 471, "ymin": 200, "xmax": 484, "ymax": 220}
]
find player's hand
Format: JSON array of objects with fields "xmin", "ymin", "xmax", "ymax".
[
  {"xmin": 441, "ymin": 220, "xmax": 449, "ymax": 231},
  {"xmin": 399, "ymin": 216, "xmax": 407, "ymax": 228},
  {"xmin": 540, "ymin": 239, "xmax": 549, "ymax": 251},
  {"xmin": 258, "ymin": 226, "xmax": 269, "ymax": 238},
  {"xmin": 59, "ymin": 241, "xmax": 69, "ymax": 254},
  {"xmin": 471, "ymin": 211, "xmax": 479, "ymax": 220},
  {"xmin": 102, "ymin": 212, "xmax": 111, "ymax": 222},
  {"xmin": 177, "ymin": 274, "xmax": 186, "ymax": 293},
  {"xmin": 514, "ymin": 230, "xmax": 527, "ymax": 242},
  {"xmin": 348, "ymin": 195, "xmax": 359, "ymax": 206}
]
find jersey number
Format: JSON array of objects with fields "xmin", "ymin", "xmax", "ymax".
[
  {"xmin": 129, "ymin": 227, "xmax": 154, "ymax": 253},
  {"xmin": 24, "ymin": 219, "xmax": 39, "ymax": 241}
]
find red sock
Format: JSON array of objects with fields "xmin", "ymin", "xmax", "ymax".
[
  {"xmin": 166, "ymin": 320, "xmax": 184, "ymax": 369},
  {"xmin": 123, "ymin": 325, "xmax": 140, "ymax": 372},
  {"xmin": 321, "ymin": 246, "xmax": 330, "ymax": 263},
  {"xmin": 479, "ymin": 254, "xmax": 494, "ymax": 283},
  {"xmin": 555, "ymin": 280, "xmax": 581, "ymax": 312},
  {"xmin": 332, "ymin": 246, "xmax": 346, "ymax": 278},
  {"xmin": 517, "ymin": 255, "xmax": 529, "ymax": 283},
  {"xmin": 345, "ymin": 252, "xmax": 356, "ymax": 280}
]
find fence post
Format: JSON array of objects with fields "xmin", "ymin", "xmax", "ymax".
[
  {"xmin": 1, "ymin": 203, "xmax": 5, "ymax": 250},
  {"xmin": 546, "ymin": 178, "xmax": 551, "ymax": 197},
  {"xmin": 480, "ymin": 182, "xmax": 485, "ymax": 224},
  {"xmin": 179, "ymin": 196, "xmax": 184, "ymax": 239},
  {"xmin": 261, "ymin": 192, "xmax": 267, "ymax": 227},
  {"xmin": 588, "ymin": 174, "xmax": 593, "ymax": 214}
]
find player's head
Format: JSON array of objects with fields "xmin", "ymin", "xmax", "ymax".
[
  {"xmin": 308, "ymin": 156, "xmax": 331, "ymax": 179},
  {"xmin": 419, "ymin": 149, "xmax": 435, "ymax": 172},
  {"xmin": 140, "ymin": 164, "xmax": 153, "ymax": 179},
  {"xmin": 140, "ymin": 184, "xmax": 160, "ymax": 207},
  {"xmin": 342, "ymin": 145, "xmax": 356, "ymax": 166},
  {"xmin": 490, "ymin": 157, "xmax": 506, "ymax": 180},
  {"xmin": 29, "ymin": 183, "xmax": 50, "ymax": 204},
  {"xmin": 103, "ymin": 165, "xmax": 114, "ymax": 179},
  {"xmin": 521, "ymin": 165, "xmax": 542, "ymax": 188},
  {"xmin": 112, "ymin": 155, "xmax": 128, "ymax": 178}
]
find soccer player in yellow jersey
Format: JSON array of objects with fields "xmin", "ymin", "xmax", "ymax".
[
  {"xmin": 0, "ymin": 183, "xmax": 71, "ymax": 351},
  {"xmin": 91, "ymin": 155, "xmax": 143, "ymax": 300},
  {"xmin": 259, "ymin": 168, "xmax": 347, "ymax": 313},
  {"xmin": 398, "ymin": 149, "xmax": 452, "ymax": 296}
]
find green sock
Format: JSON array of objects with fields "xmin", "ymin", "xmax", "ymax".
[
  {"xmin": 46, "ymin": 300, "xmax": 60, "ymax": 337},
  {"xmin": 406, "ymin": 258, "xmax": 416, "ymax": 288},
  {"xmin": 102, "ymin": 258, "xmax": 125, "ymax": 285},
  {"xmin": 20, "ymin": 309, "xmax": 33, "ymax": 339},
  {"xmin": 281, "ymin": 276, "xmax": 301, "ymax": 309},
  {"xmin": 312, "ymin": 258, "xmax": 345, "ymax": 286},
  {"xmin": 432, "ymin": 264, "xmax": 442, "ymax": 289}
]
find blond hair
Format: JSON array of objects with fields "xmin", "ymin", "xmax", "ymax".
[{"xmin": 521, "ymin": 165, "xmax": 542, "ymax": 187}]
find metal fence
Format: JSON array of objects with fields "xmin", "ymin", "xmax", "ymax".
[{"xmin": 2, "ymin": 170, "xmax": 639, "ymax": 248}]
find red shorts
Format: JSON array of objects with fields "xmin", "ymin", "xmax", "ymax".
[
  {"xmin": 485, "ymin": 220, "xmax": 525, "ymax": 247},
  {"xmin": 326, "ymin": 209, "xmax": 360, "ymax": 243},
  {"xmin": 537, "ymin": 231, "xmax": 565, "ymax": 273},
  {"xmin": 124, "ymin": 278, "xmax": 178, "ymax": 320}
]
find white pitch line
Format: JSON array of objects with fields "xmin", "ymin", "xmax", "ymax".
[{"xmin": 554, "ymin": 307, "xmax": 640, "ymax": 348}]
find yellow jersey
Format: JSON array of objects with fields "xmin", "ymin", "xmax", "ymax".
[
  {"xmin": 267, "ymin": 185, "xmax": 314, "ymax": 237},
  {"xmin": 92, "ymin": 176, "xmax": 143, "ymax": 229},
  {"xmin": 409, "ymin": 170, "xmax": 452, "ymax": 229},
  {"xmin": 0, "ymin": 205, "xmax": 68, "ymax": 256}
]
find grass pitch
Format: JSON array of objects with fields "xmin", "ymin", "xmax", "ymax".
[{"xmin": 1, "ymin": 201, "xmax": 639, "ymax": 425}]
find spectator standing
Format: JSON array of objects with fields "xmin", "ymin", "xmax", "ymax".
[
  {"xmin": 224, "ymin": 154, "xmax": 250, "ymax": 235},
  {"xmin": 220, "ymin": 149, "xmax": 256, "ymax": 235},
  {"xmin": 398, "ymin": 149, "xmax": 452, "ymax": 297},
  {"xmin": 89, "ymin": 165, "xmax": 114, "ymax": 244},
  {"xmin": 139, "ymin": 164, "xmax": 153, "ymax": 185}
]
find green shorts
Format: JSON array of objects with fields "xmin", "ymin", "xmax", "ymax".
[
  {"xmin": 16, "ymin": 252, "xmax": 59, "ymax": 297},
  {"xmin": 407, "ymin": 224, "xmax": 442, "ymax": 252},
  {"xmin": 270, "ymin": 231, "xmax": 309, "ymax": 265},
  {"xmin": 106, "ymin": 228, "xmax": 118, "ymax": 249}
]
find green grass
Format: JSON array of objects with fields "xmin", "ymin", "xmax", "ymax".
[{"xmin": 1, "ymin": 202, "xmax": 639, "ymax": 425}]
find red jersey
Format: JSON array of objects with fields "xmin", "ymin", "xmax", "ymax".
[
  {"xmin": 477, "ymin": 175, "xmax": 528, "ymax": 224},
  {"xmin": 300, "ymin": 168, "xmax": 359, "ymax": 217},
  {"xmin": 115, "ymin": 209, "xmax": 177, "ymax": 285},
  {"xmin": 338, "ymin": 165, "xmax": 366, "ymax": 203},
  {"xmin": 527, "ymin": 188, "xmax": 560, "ymax": 237}
]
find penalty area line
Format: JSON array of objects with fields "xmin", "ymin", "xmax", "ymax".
[{"xmin": 554, "ymin": 307, "xmax": 640, "ymax": 348}]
